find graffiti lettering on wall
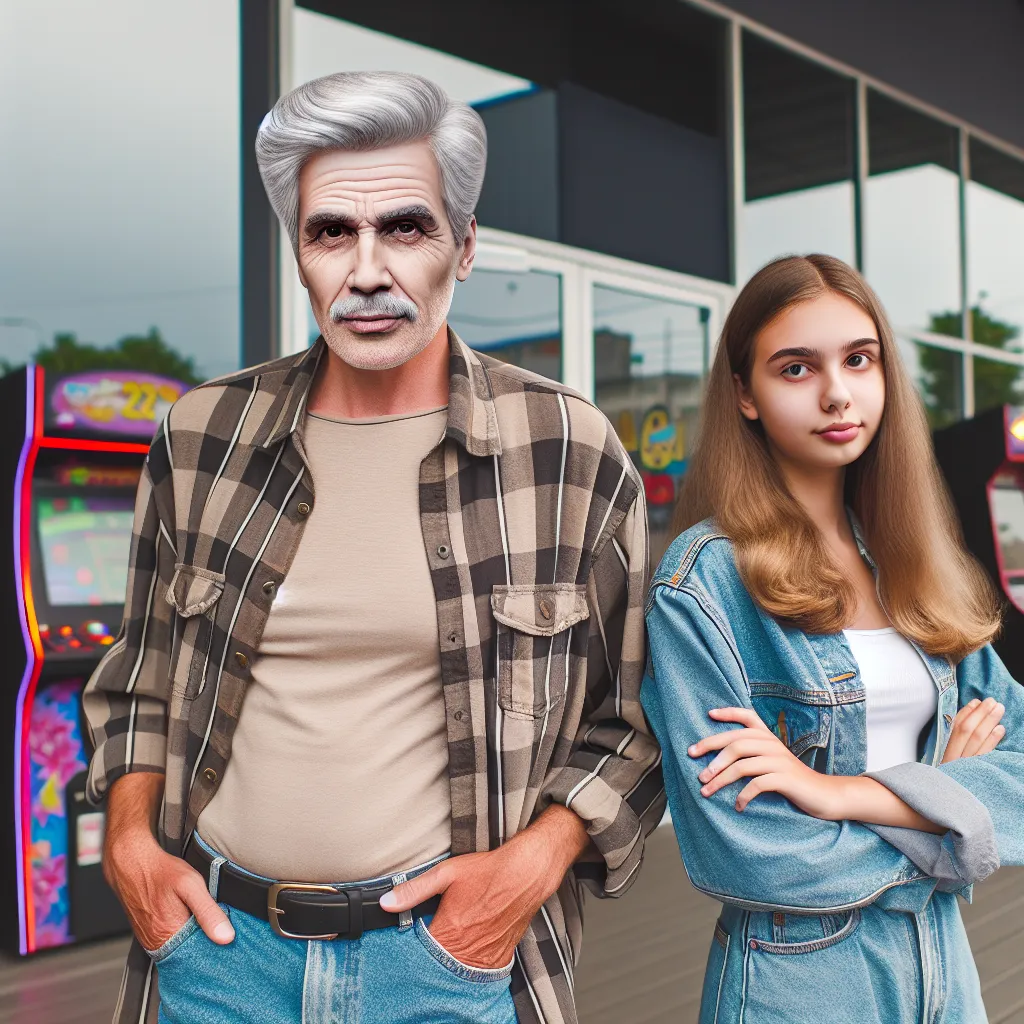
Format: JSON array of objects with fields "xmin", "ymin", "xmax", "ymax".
[{"xmin": 616, "ymin": 405, "xmax": 688, "ymax": 529}]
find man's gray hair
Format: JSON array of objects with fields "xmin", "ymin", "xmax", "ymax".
[{"xmin": 256, "ymin": 71, "xmax": 487, "ymax": 252}]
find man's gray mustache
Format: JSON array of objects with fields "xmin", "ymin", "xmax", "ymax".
[{"xmin": 329, "ymin": 295, "xmax": 419, "ymax": 322}]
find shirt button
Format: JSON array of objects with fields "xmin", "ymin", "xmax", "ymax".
[
  {"xmin": 203, "ymin": 768, "xmax": 217, "ymax": 783},
  {"xmin": 297, "ymin": 501, "xmax": 311, "ymax": 516},
  {"xmin": 538, "ymin": 599, "xmax": 553, "ymax": 621},
  {"xmin": 437, "ymin": 544, "xmax": 450, "ymax": 559},
  {"xmin": 235, "ymin": 652, "xmax": 248, "ymax": 669},
  {"xmin": 454, "ymin": 710, "xmax": 464, "ymax": 722},
  {"xmin": 262, "ymin": 580, "xmax": 275, "ymax": 595},
  {"xmin": 448, "ymin": 631, "xmax": 458, "ymax": 644}
]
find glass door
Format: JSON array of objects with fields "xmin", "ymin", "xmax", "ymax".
[{"xmin": 588, "ymin": 278, "xmax": 713, "ymax": 565}]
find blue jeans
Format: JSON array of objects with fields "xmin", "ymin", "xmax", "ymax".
[{"xmin": 149, "ymin": 839, "xmax": 518, "ymax": 1024}]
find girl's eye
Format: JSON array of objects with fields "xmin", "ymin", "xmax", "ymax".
[
  {"xmin": 847, "ymin": 353, "xmax": 869, "ymax": 368},
  {"xmin": 781, "ymin": 363, "xmax": 809, "ymax": 379}
]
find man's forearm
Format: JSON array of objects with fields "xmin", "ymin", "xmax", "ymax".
[
  {"xmin": 511, "ymin": 804, "xmax": 591, "ymax": 888},
  {"xmin": 105, "ymin": 771, "xmax": 165, "ymax": 851}
]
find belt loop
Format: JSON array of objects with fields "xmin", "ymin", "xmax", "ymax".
[
  {"xmin": 348, "ymin": 889, "xmax": 363, "ymax": 941},
  {"xmin": 391, "ymin": 872, "xmax": 413, "ymax": 930},
  {"xmin": 207, "ymin": 855, "xmax": 228, "ymax": 900}
]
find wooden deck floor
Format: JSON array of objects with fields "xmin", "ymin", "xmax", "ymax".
[{"xmin": 2, "ymin": 827, "xmax": 1022, "ymax": 1023}]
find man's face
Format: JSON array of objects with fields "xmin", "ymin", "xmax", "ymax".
[{"xmin": 296, "ymin": 140, "xmax": 475, "ymax": 371}]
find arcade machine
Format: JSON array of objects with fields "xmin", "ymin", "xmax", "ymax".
[
  {"xmin": 933, "ymin": 405, "xmax": 1024, "ymax": 681},
  {"xmin": 0, "ymin": 365, "xmax": 189, "ymax": 954}
]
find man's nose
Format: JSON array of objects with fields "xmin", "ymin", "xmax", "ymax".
[{"xmin": 348, "ymin": 230, "xmax": 393, "ymax": 293}]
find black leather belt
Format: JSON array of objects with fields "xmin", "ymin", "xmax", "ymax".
[{"xmin": 185, "ymin": 842, "xmax": 441, "ymax": 941}]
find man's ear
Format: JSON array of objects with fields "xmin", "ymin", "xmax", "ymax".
[
  {"xmin": 455, "ymin": 216, "xmax": 477, "ymax": 283},
  {"xmin": 734, "ymin": 373, "xmax": 759, "ymax": 421}
]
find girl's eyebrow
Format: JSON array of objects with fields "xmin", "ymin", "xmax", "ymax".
[{"xmin": 766, "ymin": 338, "xmax": 880, "ymax": 365}]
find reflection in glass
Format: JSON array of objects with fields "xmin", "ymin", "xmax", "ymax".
[
  {"xmin": 0, "ymin": 0, "xmax": 240, "ymax": 382},
  {"xmin": 967, "ymin": 139, "xmax": 1024, "ymax": 348},
  {"xmin": 592, "ymin": 285, "xmax": 708, "ymax": 564},
  {"xmin": 990, "ymin": 468, "xmax": 1024, "ymax": 612},
  {"xmin": 741, "ymin": 33, "xmax": 855, "ymax": 280},
  {"xmin": 973, "ymin": 355, "xmax": 1024, "ymax": 417},
  {"xmin": 448, "ymin": 270, "xmax": 561, "ymax": 380},
  {"xmin": 897, "ymin": 338, "xmax": 963, "ymax": 429},
  {"xmin": 864, "ymin": 92, "xmax": 961, "ymax": 336}
]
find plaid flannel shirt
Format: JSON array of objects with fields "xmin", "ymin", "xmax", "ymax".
[{"xmin": 83, "ymin": 330, "xmax": 665, "ymax": 1024}]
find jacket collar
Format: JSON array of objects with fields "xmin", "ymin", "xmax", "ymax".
[{"xmin": 260, "ymin": 327, "xmax": 501, "ymax": 457}]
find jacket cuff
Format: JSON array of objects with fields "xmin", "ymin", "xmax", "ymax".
[{"xmin": 864, "ymin": 761, "xmax": 999, "ymax": 887}]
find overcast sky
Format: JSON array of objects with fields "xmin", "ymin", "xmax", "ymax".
[{"xmin": 2, "ymin": 3, "xmax": 1020, "ymax": 385}]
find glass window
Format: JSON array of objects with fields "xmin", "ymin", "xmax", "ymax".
[
  {"xmin": 967, "ymin": 139, "xmax": 1024, "ymax": 351},
  {"xmin": 448, "ymin": 269, "xmax": 561, "ymax": 380},
  {"xmin": 0, "ymin": 1, "xmax": 240, "ymax": 384},
  {"xmin": 990, "ymin": 467, "xmax": 1024, "ymax": 613},
  {"xmin": 974, "ymin": 354, "xmax": 1024, "ymax": 417},
  {"xmin": 592, "ymin": 285, "xmax": 709, "ymax": 564},
  {"xmin": 864, "ymin": 92, "xmax": 961, "ymax": 336},
  {"xmin": 897, "ymin": 339, "xmax": 963, "ymax": 429},
  {"xmin": 741, "ymin": 33, "xmax": 856, "ymax": 281}
]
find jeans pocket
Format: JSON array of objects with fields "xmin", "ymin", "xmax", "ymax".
[
  {"xmin": 751, "ymin": 909, "xmax": 861, "ymax": 955},
  {"xmin": 413, "ymin": 918, "xmax": 515, "ymax": 983},
  {"xmin": 144, "ymin": 915, "xmax": 200, "ymax": 964}
]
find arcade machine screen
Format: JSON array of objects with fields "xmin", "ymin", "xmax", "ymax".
[{"xmin": 37, "ymin": 496, "xmax": 135, "ymax": 608}]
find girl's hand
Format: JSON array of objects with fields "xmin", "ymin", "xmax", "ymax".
[
  {"xmin": 940, "ymin": 697, "xmax": 1005, "ymax": 764},
  {"xmin": 688, "ymin": 707, "xmax": 846, "ymax": 820}
]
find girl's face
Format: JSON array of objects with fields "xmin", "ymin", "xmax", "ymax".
[{"xmin": 735, "ymin": 292, "xmax": 885, "ymax": 475}]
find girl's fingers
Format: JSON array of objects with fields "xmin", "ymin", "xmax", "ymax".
[
  {"xmin": 942, "ymin": 699, "xmax": 987, "ymax": 763},
  {"xmin": 735, "ymin": 774, "xmax": 779, "ymax": 812},
  {"xmin": 688, "ymin": 727, "xmax": 760, "ymax": 758},
  {"xmin": 976, "ymin": 724, "xmax": 1006, "ymax": 756},
  {"xmin": 962, "ymin": 703, "xmax": 1005, "ymax": 758},
  {"xmin": 700, "ymin": 756, "xmax": 781, "ymax": 797},
  {"xmin": 700, "ymin": 738, "xmax": 779, "ymax": 781},
  {"xmin": 707, "ymin": 707, "xmax": 768, "ymax": 730}
]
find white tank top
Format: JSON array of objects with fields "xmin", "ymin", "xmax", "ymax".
[{"xmin": 843, "ymin": 627, "xmax": 938, "ymax": 773}]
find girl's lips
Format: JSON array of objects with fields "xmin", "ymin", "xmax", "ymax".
[{"xmin": 817, "ymin": 424, "xmax": 861, "ymax": 444}]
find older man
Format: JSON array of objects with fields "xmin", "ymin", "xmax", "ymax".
[{"xmin": 85, "ymin": 72, "xmax": 663, "ymax": 1024}]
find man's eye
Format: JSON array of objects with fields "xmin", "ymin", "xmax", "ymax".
[
  {"xmin": 390, "ymin": 221, "xmax": 420, "ymax": 236},
  {"xmin": 321, "ymin": 225, "xmax": 343, "ymax": 239}
]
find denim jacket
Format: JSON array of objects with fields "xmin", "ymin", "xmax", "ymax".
[{"xmin": 642, "ymin": 518, "xmax": 1024, "ymax": 1022}]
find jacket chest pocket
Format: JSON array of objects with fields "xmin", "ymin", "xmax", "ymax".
[
  {"xmin": 166, "ymin": 564, "xmax": 225, "ymax": 700},
  {"xmin": 491, "ymin": 584, "xmax": 590, "ymax": 718},
  {"xmin": 749, "ymin": 685, "xmax": 832, "ymax": 764}
]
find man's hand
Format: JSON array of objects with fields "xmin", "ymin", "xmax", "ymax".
[
  {"xmin": 104, "ymin": 773, "xmax": 234, "ymax": 951},
  {"xmin": 941, "ymin": 697, "xmax": 1005, "ymax": 763},
  {"xmin": 379, "ymin": 805, "xmax": 589, "ymax": 970}
]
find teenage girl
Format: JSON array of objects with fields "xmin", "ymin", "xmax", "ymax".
[{"xmin": 641, "ymin": 254, "xmax": 1023, "ymax": 1023}]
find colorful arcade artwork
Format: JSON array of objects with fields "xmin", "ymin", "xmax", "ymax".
[
  {"xmin": 616, "ymin": 405, "xmax": 688, "ymax": 531},
  {"xmin": 48, "ymin": 371, "xmax": 187, "ymax": 436},
  {"xmin": 28, "ymin": 680, "xmax": 88, "ymax": 948}
]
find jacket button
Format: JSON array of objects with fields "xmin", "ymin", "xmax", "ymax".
[
  {"xmin": 262, "ymin": 580, "xmax": 275, "ymax": 595},
  {"xmin": 437, "ymin": 544, "xmax": 450, "ymax": 559},
  {"xmin": 297, "ymin": 501, "xmax": 311, "ymax": 516},
  {"xmin": 235, "ymin": 652, "xmax": 248, "ymax": 669},
  {"xmin": 203, "ymin": 768, "xmax": 217, "ymax": 783},
  {"xmin": 538, "ymin": 599, "xmax": 553, "ymax": 621}
]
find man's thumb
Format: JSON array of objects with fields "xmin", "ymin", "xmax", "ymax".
[{"xmin": 379, "ymin": 863, "xmax": 448, "ymax": 913}]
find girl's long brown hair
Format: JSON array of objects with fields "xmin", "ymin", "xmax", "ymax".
[{"xmin": 676, "ymin": 254, "xmax": 1000, "ymax": 661}]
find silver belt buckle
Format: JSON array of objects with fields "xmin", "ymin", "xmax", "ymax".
[{"xmin": 267, "ymin": 882, "xmax": 342, "ymax": 940}]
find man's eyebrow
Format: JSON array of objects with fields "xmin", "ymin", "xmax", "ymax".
[
  {"xmin": 303, "ymin": 209, "xmax": 357, "ymax": 233},
  {"xmin": 376, "ymin": 204, "xmax": 439, "ymax": 228}
]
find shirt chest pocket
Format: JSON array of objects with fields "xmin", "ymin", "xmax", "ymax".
[
  {"xmin": 490, "ymin": 584, "xmax": 590, "ymax": 718},
  {"xmin": 166, "ymin": 564, "xmax": 225, "ymax": 700},
  {"xmin": 749, "ymin": 685, "xmax": 832, "ymax": 764}
]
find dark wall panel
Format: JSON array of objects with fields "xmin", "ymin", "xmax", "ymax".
[{"xmin": 719, "ymin": 0, "xmax": 1024, "ymax": 151}]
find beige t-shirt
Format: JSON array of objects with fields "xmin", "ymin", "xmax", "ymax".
[{"xmin": 197, "ymin": 407, "xmax": 452, "ymax": 882}]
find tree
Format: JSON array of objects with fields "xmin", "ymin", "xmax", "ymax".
[
  {"xmin": 4, "ymin": 328, "xmax": 202, "ymax": 385},
  {"xmin": 920, "ymin": 307, "xmax": 1022, "ymax": 427}
]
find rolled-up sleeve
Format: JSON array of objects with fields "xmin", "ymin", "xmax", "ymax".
[
  {"xmin": 83, "ymin": 426, "xmax": 176, "ymax": 803},
  {"xmin": 541, "ymin": 493, "xmax": 666, "ymax": 898}
]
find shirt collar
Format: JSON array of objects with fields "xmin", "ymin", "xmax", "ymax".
[{"xmin": 260, "ymin": 327, "xmax": 501, "ymax": 457}]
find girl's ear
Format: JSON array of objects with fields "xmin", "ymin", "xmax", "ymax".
[{"xmin": 734, "ymin": 373, "xmax": 759, "ymax": 422}]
